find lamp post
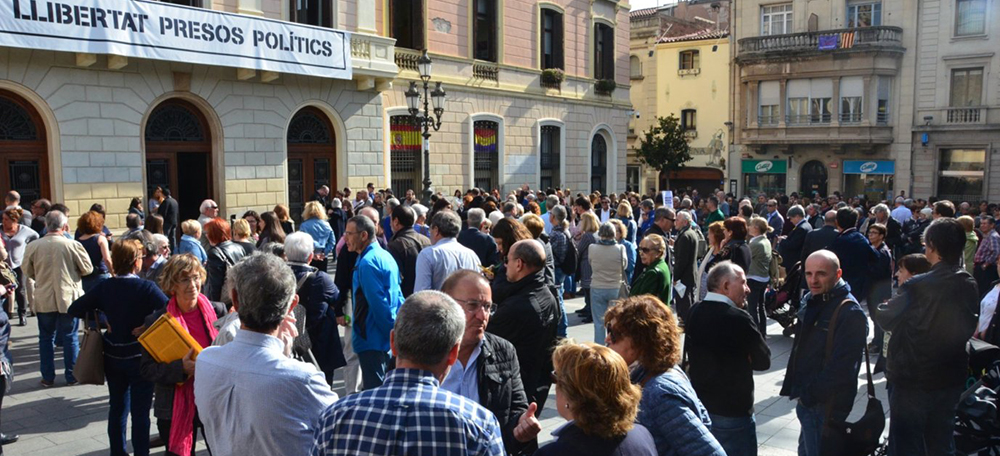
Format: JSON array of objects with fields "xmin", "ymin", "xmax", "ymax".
[{"xmin": 404, "ymin": 50, "xmax": 446, "ymax": 205}]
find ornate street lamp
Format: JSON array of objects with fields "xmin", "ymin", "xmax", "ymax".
[{"xmin": 404, "ymin": 50, "xmax": 446, "ymax": 205}]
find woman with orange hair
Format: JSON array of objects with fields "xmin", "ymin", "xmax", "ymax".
[
  {"xmin": 77, "ymin": 210, "xmax": 113, "ymax": 292},
  {"xmin": 537, "ymin": 342, "xmax": 656, "ymax": 456},
  {"xmin": 202, "ymin": 218, "xmax": 247, "ymax": 302},
  {"xmin": 605, "ymin": 295, "xmax": 725, "ymax": 456}
]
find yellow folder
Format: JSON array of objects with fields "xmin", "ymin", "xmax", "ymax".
[{"xmin": 138, "ymin": 313, "xmax": 204, "ymax": 364}]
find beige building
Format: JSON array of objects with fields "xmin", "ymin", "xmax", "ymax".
[
  {"xmin": 381, "ymin": 0, "xmax": 631, "ymax": 197},
  {"xmin": 730, "ymin": 0, "xmax": 917, "ymax": 201},
  {"xmin": 910, "ymin": 0, "xmax": 1000, "ymax": 202}
]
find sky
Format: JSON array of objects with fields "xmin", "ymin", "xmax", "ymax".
[{"xmin": 630, "ymin": 0, "xmax": 679, "ymax": 11}]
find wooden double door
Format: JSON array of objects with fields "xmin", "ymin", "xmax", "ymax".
[
  {"xmin": 0, "ymin": 91, "xmax": 50, "ymax": 211},
  {"xmin": 287, "ymin": 107, "xmax": 337, "ymax": 224},
  {"xmin": 144, "ymin": 100, "xmax": 213, "ymax": 221}
]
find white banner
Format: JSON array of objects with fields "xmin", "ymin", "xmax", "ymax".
[{"xmin": 0, "ymin": 0, "xmax": 352, "ymax": 79}]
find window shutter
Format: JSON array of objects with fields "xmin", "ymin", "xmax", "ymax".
[{"xmin": 555, "ymin": 12, "xmax": 565, "ymax": 70}]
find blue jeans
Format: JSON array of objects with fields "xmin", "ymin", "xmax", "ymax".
[
  {"xmin": 710, "ymin": 413, "xmax": 758, "ymax": 456},
  {"xmin": 554, "ymin": 270, "xmax": 568, "ymax": 338},
  {"xmin": 888, "ymin": 385, "xmax": 962, "ymax": 456},
  {"xmin": 590, "ymin": 287, "xmax": 619, "ymax": 345},
  {"xmin": 106, "ymin": 356, "xmax": 154, "ymax": 456},
  {"xmin": 358, "ymin": 350, "xmax": 390, "ymax": 390},
  {"xmin": 563, "ymin": 274, "xmax": 576, "ymax": 294},
  {"xmin": 37, "ymin": 312, "xmax": 79, "ymax": 383},
  {"xmin": 796, "ymin": 402, "xmax": 825, "ymax": 456}
]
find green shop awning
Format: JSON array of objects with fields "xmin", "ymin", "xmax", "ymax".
[{"xmin": 742, "ymin": 159, "xmax": 787, "ymax": 174}]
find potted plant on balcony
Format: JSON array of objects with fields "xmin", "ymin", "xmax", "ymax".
[
  {"xmin": 541, "ymin": 68, "xmax": 564, "ymax": 88},
  {"xmin": 595, "ymin": 79, "xmax": 617, "ymax": 95}
]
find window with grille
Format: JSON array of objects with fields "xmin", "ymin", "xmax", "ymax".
[
  {"xmin": 541, "ymin": 8, "xmax": 564, "ymax": 70},
  {"xmin": 390, "ymin": 116, "xmax": 421, "ymax": 196},
  {"xmin": 540, "ymin": 126, "xmax": 561, "ymax": 190},
  {"xmin": 955, "ymin": 0, "xmax": 987, "ymax": 36},
  {"xmin": 474, "ymin": 120, "xmax": 499, "ymax": 192},
  {"xmin": 391, "ymin": 0, "xmax": 424, "ymax": 49},
  {"xmin": 761, "ymin": 4, "xmax": 792, "ymax": 36},
  {"xmin": 290, "ymin": 0, "xmax": 332, "ymax": 28},
  {"xmin": 594, "ymin": 23, "xmax": 615, "ymax": 80},
  {"xmin": 950, "ymin": 68, "xmax": 983, "ymax": 107},
  {"xmin": 474, "ymin": 0, "xmax": 497, "ymax": 62}
]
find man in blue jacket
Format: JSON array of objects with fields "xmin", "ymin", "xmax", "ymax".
[
  {"xmin": 828, "ymin": 207, "xmax": 878, "ymax": 299},
  {"xmin": 780, "ymin": 250, "xmax": 867, "ymax": 456},
  {"xmin": 344, "ymin": 214, "xmax": 404, "ymax": 390}
]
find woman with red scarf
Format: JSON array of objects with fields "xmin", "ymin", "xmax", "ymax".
[{"xmin": 140, "ymin": 254, "xmax": 225, "ymax": 456}]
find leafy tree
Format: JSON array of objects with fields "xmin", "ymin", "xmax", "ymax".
[{"xmin": 635, "ymin": 115, "xmax": 693, "ymax": 189}]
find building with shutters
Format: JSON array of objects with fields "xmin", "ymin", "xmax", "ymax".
[
  {"xmin": 730, "ymin": 0, "xmax": 917, "ymax": 201},
  {"xmin": 381, "ymin": 0, "xmax": 631, "ymax": 197}
]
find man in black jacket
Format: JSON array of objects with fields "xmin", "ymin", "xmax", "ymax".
[
  {"xmin": 157, "ymin": 188, "xmax": 179, "ymax": 250},
  {"xmin": 458, "ymin": 208, "xmax": 498, "ymax": 266},
  {"xmin": 876, "ymin": 218, "xmax": 978, "ymax": 456},
  {"xmin": 799, "ymin": 211, "xmax": 839, "ymax": 264},
  {"xmin": 488, "ymin": 240, "xmax": 558, "ymax": 413},
  {"xmin": 778, "ymin": 205, "xmax": 812, "ymax": 270},
  {"xmin": 781, "ymin": 250, "xmax": 867, "ymax": 456},
  {"xmin": 387, "ymin": 206, "xmax": 430, "ymax": 298},
  {"xmin": 687, "ymin": 261, "xmax": 771, "ymax": 456},
  {"xmin": 442, "ymin": 270, "xmax": 540, "ymax": 455},
  {"xmin": 672, "ymin": 211, "xmax": 699, "ymax": 322}
]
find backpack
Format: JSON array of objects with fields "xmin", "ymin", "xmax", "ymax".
[{"xmin": 560, "ymin": 236, "xmax": 578, "ymax": 276}]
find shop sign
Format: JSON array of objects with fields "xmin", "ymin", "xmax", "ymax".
[
  {"xmin": 0, "ymin": 0, "xmax": 352, "ymax": 79},
  {"xmin": 843, "ymin": 160, "xmax": 895, "ymax": 175},
  {"xmin": 742, "ymin": 159, "xmax": 787, "ymax": 174}
]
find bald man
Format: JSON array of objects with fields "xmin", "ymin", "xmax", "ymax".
[
  {"xmin": 488, "ymin": 240, "xmax": 559, "ymax": 414},
  {"xmin": 780, "ymin": 250, "xmax": 867, "ymax": 456}
]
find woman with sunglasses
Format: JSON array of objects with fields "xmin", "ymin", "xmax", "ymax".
[
  {"xmin": 629, "ymin": 234, "xmax": 672, "ymax": 306},
  {"xmin": 538, "ymin": 342, "xmax": 656, "ymax": 456},
  {"xmin": 605, "ymin": 296, "xmax": 725, "ymax": 456}
]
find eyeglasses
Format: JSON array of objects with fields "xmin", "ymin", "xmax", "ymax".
[
  {"xmin": 455, "ymin": 298, "xmax": 496, "ymax": 315},
  {"xmin": 639, "ymin": 247, "xmax": 658, "ymax": 254},
  {"xmin": 343, "ymin": 230, "xmax": 357, "ymax": 237},
  {"xmin": 606, "ymin": 324, "xmax": 617, "ymax": 344},
  {"xmin": 209, "ymin": 206, "xmax": 219, "ymax": 210}
]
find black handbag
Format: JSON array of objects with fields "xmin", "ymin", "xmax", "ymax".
[{"xmin": 820, "ymin": 300, "xmax": 885, "ymax": 456}]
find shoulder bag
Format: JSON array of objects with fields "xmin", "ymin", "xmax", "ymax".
[
  {"xmin": 820, "ymin": 299, "xmax": 885, "ymax": 456},
  {"xmin": 75, "ymin": 311, "xmax": 106, "ymax": 386}
]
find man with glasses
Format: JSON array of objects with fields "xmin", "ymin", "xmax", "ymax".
[
  {"xmin": 598, "ymin": 197, "xmax": 615, "ymax": 224},
  {"xmin": 765, "ymin": 199, "xmax": 784, "ymax": 242},
  {"xmin": 440, "ymin": 270, "xmax": 541, "ymax": 455},
  {"xmin": 487, "ymin": 240, "xmax": 559, "ymax": 413},
  {"xmin": 198, "ymin": 199, "xmax": 220, "ymax": 228},
  {"xmin": 344, "ymin": 214, "xmax": 404, "ymax": 390}
]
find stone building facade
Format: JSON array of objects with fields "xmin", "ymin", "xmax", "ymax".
[{"xmin": 730, "ymin": 0, "xmax": 918, "ymax": 201}]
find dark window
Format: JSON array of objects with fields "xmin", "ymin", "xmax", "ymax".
[
  {"xmin": 594, "ymin": 23, "xmax": 615, "ymax": 80},
  {"xmin": 390, "ymin": 116, "xmax": 421, "ymax": 197},
  {"xmin": 391, "ymin": 0, "xmax": 424, "ymax": 49},
  {"xmin": 681, "ymin": 109, "xmax": 697, "ymax": 131},
  {"xmin": 679, "ymin": 50, "xmax": 699, "ymax": 70},
  {"xmin": 473, "ymin": 120, "xmax": 500, "ymax": 191},
  {"xmin": 290, "ymin": 0, "xmax": 332, "ymax": 28},
  {"xmin": 540, "ymin": 126, "xmax": 561, "ymax": 189},
  {"xmin": 159, "ymin": 0, "xmax": 203, "ymax": 6},
  {"xmin": 591, "ymin": 134, "xmax": 608, "ymax": 194},
  {"xmin": 541, "ymin": 9, "xmax": 564, "ymax": 70},
  {"xmin": 474, "ymin": 0, "xmax": 498, "ymax": 62}
]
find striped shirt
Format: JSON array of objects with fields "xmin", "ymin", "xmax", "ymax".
[{"xmin": 311, "ymin": 368, "xmax": 506, "ymax": 456}]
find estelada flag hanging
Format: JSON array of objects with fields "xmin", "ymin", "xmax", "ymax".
[
  {"xmin": 475, "ymin": 125, "xmax": 498, "ymax": 154},
  {"xmin": 840, "ymin": 31, "xmax": 855, "ymax": 49}
]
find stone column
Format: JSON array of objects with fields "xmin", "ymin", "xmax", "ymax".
[
  {"xmin": 831, "ymin": 76, "xmax": 841, "ymax": 127},
  {"xmin": 863, "ymin": 75, "xmax": 873, "ymax": 125},
  {"xmin": 358, "ymin": 0, "xmax": 377, "ymax": 34},
  {"xmin": 778, "ymin": 79, "xmax": 787, "ymax": 127}
]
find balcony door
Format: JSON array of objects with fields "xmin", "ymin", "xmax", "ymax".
[{"xmin": 287, "ymin": 107, "xmax": 337, "ymax": 224}]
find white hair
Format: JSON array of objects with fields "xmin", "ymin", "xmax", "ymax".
[
  {"xmin": 199, "ymin": 199, "xmax": 217, "ymax": 213},
  {"xmin": 284, "ymin": 232, "xmax": 315, "ymax": 263},
  {"xmin": 488, "ymin": 210, "xmax": 505, "ymax": 227},
  {"xmin": 920, "ymin": 207, "xmax": 933, "ymax": 218},
  {"xmin": 676, "ymin": 211, "xmax": 692, "ymax": 224},
  {"xmin": 412, "ymin": 204, "xmax": 428, "ymax": 219},
  {"xmin": 152, "ymin": 234, "xmax": 169, "ymax": 249}
]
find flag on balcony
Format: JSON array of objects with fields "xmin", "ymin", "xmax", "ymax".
[
  {"xmin": 840, "ymin": 31, "xmax": 855, "ymax": 49},
  {"xmin": 818, "ymin": 35, "xmax": 838, "ymax": 50}
]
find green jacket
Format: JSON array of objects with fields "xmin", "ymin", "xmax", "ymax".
[
  {"xmin": 965, "ymin": 231, "xmax": 978, "ymax": 274},
  {"xmin": 630, "ymin": 258, "xmax": 672, "ymax": 305},
  {"xmin": 705, "ymin": 209, "xmax": 726, "ymax": 226}
]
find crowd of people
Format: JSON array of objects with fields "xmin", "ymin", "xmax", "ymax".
[{"xmin": 0, "ymin": 181, "xmax": 994, "ymax": 456}]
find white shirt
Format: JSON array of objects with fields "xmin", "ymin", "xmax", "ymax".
[
  {"xmin": 703, "ymin": 292, "xmax": 736, "ymax": 307},
  {"xmin": 440, "ymin": 339, "xmax": 483, "ymax": 404},
  {"xmin": 978, "ymin": 285, "xmax": 999, "ymax": 336},
  {"xmin": 413, "ymin": 237, "xmax": 481, "ymax": 292},
  {"xmin": 599, "ymin": 208, "xmax": 613, "ymax": 223},
  {"xmin": 891, "ymin": 206, "xmax": 912, "ymax": 226}
]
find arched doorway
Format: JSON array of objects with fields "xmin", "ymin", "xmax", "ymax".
[
  {"xmin": 287, "ymin": 107, "xmax": 336, "ymax": 224},
  {"xmin": 0, "ymin": 91, "xmax": 50, "ymax": 211},
  {"xmin": 800, "ymin": 160, "xmax": 828, "ymax": 197},
  {"xmin": 145, "ymin": 99, "xmax": 214, "ymax": 222},
  {"xmin": 591, "ymin": 133, "xmax": 608, "ymax": 194}
]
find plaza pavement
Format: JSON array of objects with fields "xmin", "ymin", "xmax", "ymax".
[{"xmin": 2, "ymin": 294, "xmax": 889, "ymax": 455}]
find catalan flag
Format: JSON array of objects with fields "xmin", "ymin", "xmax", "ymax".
[{"xmin": 840, "ymin": 31, "xmax": 855, "ymax": 49}]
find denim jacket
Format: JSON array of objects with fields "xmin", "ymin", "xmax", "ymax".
[{"xmin": 633, "ymin": 366, "xmax": 725, "ymax": 456}]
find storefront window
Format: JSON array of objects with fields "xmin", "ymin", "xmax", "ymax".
[
  {"xmin": 844, "ymin": 160, "xmax": 895, "ymax": 201},
  {"xmin": 938, "ymin": 149, "xmax": 985, "ymax": 201},
  {"xmin": 742, "ymin": 159, "xmax": 787, "ymax": 198}
]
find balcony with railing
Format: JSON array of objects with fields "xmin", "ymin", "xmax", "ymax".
[
  {"xmin": 946, "ymin": 107, "xmax": 985, "ymax": 124},
  {"xmin": 350, "ymin": 32, "xmax": 399, "ymax": 90},
  {"xmin": 737, "ymin": 26, "xmax": 904, "ymax": 63}
]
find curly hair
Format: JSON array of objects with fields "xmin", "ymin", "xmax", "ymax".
[
  {"xmin": 158, "ymin": 253, "xmax": 207, "ymax": 296},
  {"xmin": 552, "ymin": 342, "xmax": 641, "ymax": 440},
  {"xmin": 77, "ymin": 210, "xmax": 105, "ymax": 235},
  {"xmin": 604, "ymin": 295, "xmax": 682, "ymax": 375}
]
